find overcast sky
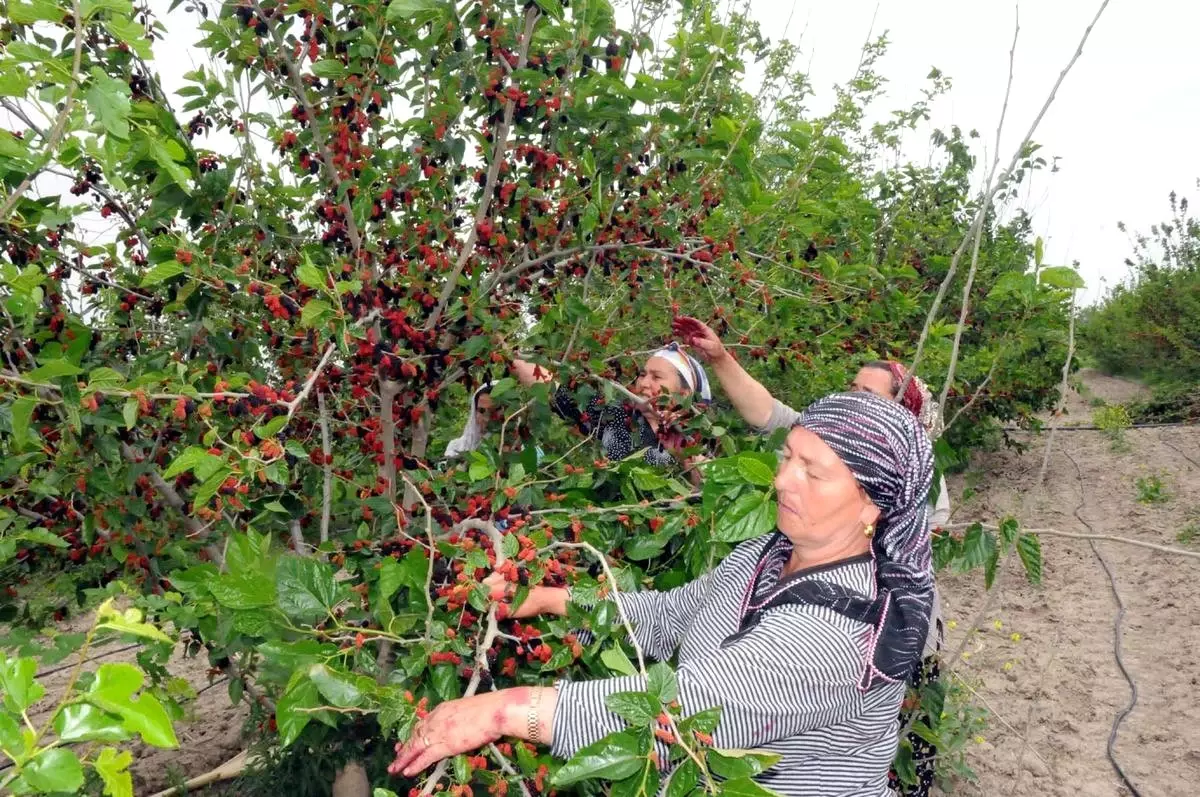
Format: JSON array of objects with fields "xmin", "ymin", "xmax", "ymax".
[{"xmin": 736, "ymin": 0, "xmax": 1200, "ymax": 303}]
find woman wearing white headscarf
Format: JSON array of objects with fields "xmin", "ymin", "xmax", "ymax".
[{"xmin": 508, "ymin": 342, "xmax": 712, "ymax": 477}]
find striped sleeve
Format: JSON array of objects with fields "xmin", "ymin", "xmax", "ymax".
[
  {"xmin": 614, "ymin": 567, "xmax": 720, "ymax": 661},
  {"xmin": 551, "ymin": 605, "xmax": 864, "ymax": 759},
  {"xmin": 755, "ymin": 398, "xmax": 802, "ymax": 435}
]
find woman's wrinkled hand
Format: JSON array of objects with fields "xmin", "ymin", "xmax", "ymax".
[{"xmin": 388, "ymin": 694, "xmax": 505, "ymax": 778}]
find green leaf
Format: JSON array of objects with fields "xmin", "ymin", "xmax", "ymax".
[
  {"xmin": 714, "ymin": 490, "xmax": 777, "ymax": 543},
  {"xmin": 1034, "ymin": 236, "xmax": 1045, "ymax": 268},
  {"xmin": 209, "ymin": 574, "xmax": 276, "ymax": 609},
  {"xmin": 0, "ymin": 711, "xmax": 23, "ymax": 753},
  {"xmin": 1039, "ymin": 265, "xmax": 1085, "ymax": 290},
  {"xmin": 376, "ymin": 557, "xmax": 403, "ymax": 603},
  {"xmin": 95, "ymin": 602, "xmax": 173, "ymax": 644},
  {"xmin": 94, "ymin": 747, "xmax": 134, "ymax": 797},
  {"xmin": 297, "ymin": 262, "xmax": 325, "ymax": 290},
  {"xmin": 550, "ymin": 729, "xmax": 644, "ymax": 786},
  {"xmin": 646, "ymin": 662, "xmax": 678, "ymax": 703},
  {"xmin": 27, "ymin": 358, "xmax": 84, "ymax": 381},
  {"xmin": 735, "ymin": 454, "xmax": 775, "ymax": 487},
  {"xmin": 311, "ymin": 60, "xmax": 347, "ymax": 79},
  {"xmin": 87, "ymin": 67, "xmax": 132, "ymax": 139},
  {"xmin": 122, "ymin": 398, "xmax": 138, "ymax": 429},
  {"xmin": 431, "ymin": 663, "xmax": 459, "ymax": 701},
  {"xmin": 162, "ymin": 446, "xmax": 222, "ymax": 479},
  {"xmin": 308, "ymin": 663, "xmax": 363, "ymax": 708},
  {"xmin": 85, "ymin": 663, "xmax": 178, "ymax": 748},
  {"xmin": 55, "ymin": 703, "xmax": 131, "ymax": 743},
  {"xmin": 1017, "ymin": 533, "xmax": 1043, "ymax": 585},
  {"xmin": 276, "ymin": 676, "xmax": 319, "ymax": 747},
  {"xmin": 104, "ymin": 14, "xmax": 153, "ymax": 58},
  {"xmin": 9, "ymin": 0, "xmax": 63, "ymax": 23},
  {"xmin": 600, "ymin": 646, "xmax": 637, "ymax": 677},
  {"xmin": 718, "ymin": 777, "xmax": 778, "ymax": 797},
  {"xmin": 140, "ymin": 259, "xmax": 185, "ymax": 287},
  {"xmin": 0, "ymin": 655, "xmax": 45, "ymax": 713},
  {"xmin": 276, "ymin": 555, "xmax": 339, "ymax": 623},
  {"xmin": 680, "ymin": 705, "xmax": 721, "ymax": 734},
  {"xmin": 23, "ymin": 748, "xmax": 84, "ymax": 793},
  {"xmin": 300, "ymin": 298, "xmax": 333, "ymax": 327},
  {"xmin": 10, "ymin": 396, "xmax": 35, "ymax": 449},
  {"xmin": 384, "ymin": 0, "xmax": 443, "ymax": 22},
  {"xmin": 85, "ymin": 367, "xmax": 126, "ymax": 391},
  {"xmin": 148, "ymin": 136, "xmax": 192, "ymax": 194},
  {"xmin": 665, "ymin": 759, "xmax": 699, "ymax": 797},
  {"xmin": 467, "ymin": 453, "xmax": 494, "ymax": 482},
  {"xmin": 253, "ymin": 414, "xmax": 289, "ymax": 440},
  {"xmin": 958, "ymin": 523, "xmax": 996, "ymax": 572},
  {"xmin": 604, "ymin": 691, "xmax": 659, "ymax": 726},
  {"xmin": 708, "ymin": 749, "xmax": 781, "ymax": 780}
]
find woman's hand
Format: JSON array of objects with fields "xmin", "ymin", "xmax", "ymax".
[
  {"xmin": 672, "ymin": 316, "xmax": 730, "ymax": 365},
  {"xmin": 483, "ymin": 571, "xmax": 568, "ymax": 619},
  {"xmin": 510, "ymin": 358, "xmax": 554, "ymax": 386},
  {"xmin": 388, "ymin": 693, "xmax": 507, "ymax": 777},
  {"xmin": 388, "ymin": 688, "xmax": 557, "ymax": 778}
]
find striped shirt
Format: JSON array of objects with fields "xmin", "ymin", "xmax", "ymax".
[{"xmin": 552, "ymin": 534, "xmax": 904, "ymax": 796}]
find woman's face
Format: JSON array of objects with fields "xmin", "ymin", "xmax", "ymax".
[
  {"xmin": 634, "ymin": 356, "xmax": 688, "ymax": 399},
  {"xmin": 850, "ymin": 367, "xmax": 896, "ymax": 401},
  {"xmin": 774, "ymin": 427, "xmax": 879, "ymax": 547}
]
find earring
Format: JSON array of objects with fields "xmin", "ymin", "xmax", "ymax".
[{"xmin": 863, "ymin": 523, "xmax": 875, "ymax": 538}]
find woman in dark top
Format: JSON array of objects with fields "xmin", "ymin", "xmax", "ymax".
[
  {"xmin": 511, "ymin": 343, "xmax": 712, "ymax": 474},
  {"xmin": 388, "ymin": 391, "xmax": 935, "ymax": 797}
]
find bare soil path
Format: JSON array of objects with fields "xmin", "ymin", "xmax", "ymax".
[{"xmin": 939, "ymin": 369, "xmax": 1200, "ymax": 797}]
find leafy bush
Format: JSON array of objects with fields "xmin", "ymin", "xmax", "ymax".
[{"xmin": 1080, "ymin": 188, "xmax": 1200, "ymax": 387}]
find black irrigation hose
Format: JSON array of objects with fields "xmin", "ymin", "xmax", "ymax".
[
  {"xmin": 33, "ymin": 642, "xmax": 141, "ymax": 680},
  {"xmin": 1063, "ymin": 449, "xmax": 1144, "ymax": 797},
  {"xmin": 1162, "ymin": 439, "xmax": 1200, "ymax": 470},
  {"xmin": 1002, "ymin": 421, "xmax": 1198, "ymax": 432}
]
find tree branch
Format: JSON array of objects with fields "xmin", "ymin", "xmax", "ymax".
[
  {"xmin": 319, "ymin": 392, "xmax": 333, "ymax": 544},
  {"xmin": 0, "ymin": 0, "xmax": 83, "ymax": 221},
  {"xmin": 119, "ymin": 442, "xmax": 225, "ymax": 567},
  {"xmin": 424, "ymin": 6, "xmax": 540, "ymax": 332},
  {"xmin": 903, "ymin": 0, "xmax": 1112, "ymax": 396},
  {"xmin": 938, "ymin": 11, "xmax": 1019, "ymax": 411},
  {"xmin": 419, "ymin": 518, "xmax": 509, "ymax": 796}
]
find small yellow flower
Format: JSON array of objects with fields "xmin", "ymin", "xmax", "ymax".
[
  {"xmin": 947, "ymin": 620, "xmax": 958, "ymax": 630},
  {"xmin": 993, "ymin": 619, "xmax": 1003, "ymax": 630},
  {"xmin": 961, "ymin": 651, "xmax": 971, "ymax": 661},
  {"xmin": 1003, "ymin": 661, "xmax": 1014, "ymax": 671},
  {"xmin": 1010, "ymin": 632, "xmax": 1022, "ymax": 642},
  {"xmin": 975, "ymin": 735, "xmax": 986, "ymax": 745}
]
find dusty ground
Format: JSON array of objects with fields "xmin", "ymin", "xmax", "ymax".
[
  {"xmin": 15, "ymin": 613, "xmax": 248, "ymax": 795},
  {"xmin": 938, "ymin": 369, "xmax": 1200, "ymax": 796}
]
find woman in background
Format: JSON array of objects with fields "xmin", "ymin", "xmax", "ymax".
[{"xmin": 509, "ymin": 342, "xmax": 712, "ymax": 479}]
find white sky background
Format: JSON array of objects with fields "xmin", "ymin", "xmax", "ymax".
[
  {"xmin": 12, "ymin": 0, "xmax": 1197, "ymax": 307},
  {"xmin": 736, "ymin": 0, "xmax": 1200, "ymax": 303}
]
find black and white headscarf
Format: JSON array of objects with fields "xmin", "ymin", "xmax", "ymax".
[{"xmin": 738, "ymin": 392, "xmax": 935, "ymax": 689}]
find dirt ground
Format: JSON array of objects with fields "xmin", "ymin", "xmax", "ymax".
[
  {"xmin": 938, "ymin": 369, "xmax": 1200, "ymax": 796},
  {"xmin": 15, "ymin": 613, "xmax": 249, "ymax": 795}
]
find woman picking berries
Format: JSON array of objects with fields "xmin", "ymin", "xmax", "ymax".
[
  {"xmin": 389, "ymin": 391, "xmax": 935, "ymax": 797},
  {"xmin": 508, "ymin": 343, "xmax": 713, "ymax": 482},
  {"xmin": 675, "ymin": 316, "xmax": 949, "ymax": 796}
]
